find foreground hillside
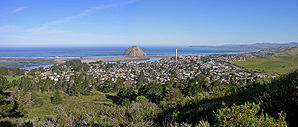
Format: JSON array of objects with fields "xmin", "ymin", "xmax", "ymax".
[
  {"xmin": 159, "ymin": 70, "xmax": 297, "ymax": 126},
  {"xmin": 0, "ymin": 64, "xmax": 297, "ymax": 126},
  {"xmin": 231, "ymin": 47, "xmax": 298, "ymax": 74}
]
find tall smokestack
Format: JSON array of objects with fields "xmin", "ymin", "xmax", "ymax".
[{"xmin": 175, "ymin": 48, "xmax": 177, "ymax": 62}]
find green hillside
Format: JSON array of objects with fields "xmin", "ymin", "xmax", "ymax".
[
  {"xmin": 1, "ymin": 68, "xmax": 297, "ymax": 126},
  {"xmin": 232, "ymin": 57, "xmax": 298, "ymax": 74},
  {"xmin": 231, "ymin": 47, "xmax": 298, "ymax": 74},
  {"xmin": 274, "ymin": 47, "xmax": 298, "ymax": 57},
  {"xmin": 160, "ymin": 70, "xmax": 297, "ymax": 126}
]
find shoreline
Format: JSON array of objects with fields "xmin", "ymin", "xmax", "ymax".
[
  {"xmin": 62, "ymin": 57, "xmax": 151, "ymax": 63},
  {"xmin": 0, "ymin": 49, "xmax": 259, "ymax": 64},
  {"xmin": 0, "ymin": 53, "xmax": 250, "ymax": 63},
  {"xmin": 0, "ymin": 56, "xmax": 153, "ymax": 63},
  {"xmin": 0, "ymin": 51, "xmax": 258, "ymax": 70}
]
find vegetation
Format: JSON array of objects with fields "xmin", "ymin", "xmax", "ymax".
[
  {"xmin": 273, "ymin": 47, "xmax": 298, "ymax": 57},
  {"xmin": 158, "ymin": 70, "xmax": 297, "ymax": 126},
  {"xmin": 231, "ymin": 57, "xmax": 298, "ymax": 74},
  {"xmin": 231, "ymin": 47, "xmax": 298, "ymax": 74},
  {"xmin": 0, "ymin": 59, "xmax": 297, "ymax": 126},
  {"xmin": 0, "ymin": 63, "xmax": 12, "ymax": 66},
  {"xmin": 65, "ymin": 59, "xmax": 90, "ymax": 71},
  {"xmin": 0, "ymin": 67, "xmax": 25, "ymax": 76},
  {"xmin": 51, "ymin": 90, "xmax": 62, "ymax": 104},
  {"xmin": 215, "ymin": 102, "xmax": 287, "ymax": 127},
  {"xmin": 5, "ymin": 75, "xmax": 25, "ymax": 82},
  {"xmin": 0, "ymin": 76, "xmax": 26, "ymax": 119}
]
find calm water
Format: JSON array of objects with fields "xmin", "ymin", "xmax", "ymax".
[
  {"xmin": 0, "ymin": 46, "xmax": 257, "ymax": 70},
  {"xmin": 0, "ymin": 46, "xmax": 256, "ymax": 58}
]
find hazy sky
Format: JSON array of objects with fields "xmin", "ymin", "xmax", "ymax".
[{"xmin": 0, "ymin": 0, "xmax": 297, "ymax": 46}]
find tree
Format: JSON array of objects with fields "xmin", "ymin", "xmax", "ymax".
[
  {"xmin": 163, "ymin": 87, "xmax": 183, "ymax": 102},
  {"xmin": 114, "ymin": 78, "xmax": 124, "ymax": 91},
  {"xmin": 98, "ymin": 79, "xmax": 114, "ymax": 93},
  {"xmin": 117, "ymin": 87, "xmax": 136, "ymax": 103},
  {"xmin": 31, "ymin": 92, "xmax": 43, "ymax": 107},
  {"xmin": 135, "ymin": 96, "xmax": 148, "ymax": 103},
  {"xmin": 138, "ymin": 81, "xmax": 164, "ymax": 103},
  {"xmin": 65, "ymin": 59, "xmax": 82, "ymax": 66},
  {"xmin": 67, "ymin": 83, "xmax": 79, "ymax": 96},
  {"xmin": 0, "ymin": 76, "xmax": 24, "ymax": 118},
  {"xmin": 51, "ymin": 90, "xmax": 62, "ymax": 105},
  {"xmin": 121, "ymin": 98, "xmax": 130, "ymax": 107},
  {"xmin": 169, "ymin": 69, "xmax": 177, "ymax": 78},
  {"xmin": 0, "ymin": 76, "xmax": 9, "ymax": 91},
  {"xmin": 137, "ymin": 71, "xmax": 145, "ymax": 89},
  {"xmin": 80, "ymin": 63, "xmax": 90, "ymax": 72},
  {"xmin": 0, "ymin": 67, "xmax": 8, "ymax": 75},
  {"xmin": 80, "ymin": 80, "xmax": 91, "ymax": 95}
]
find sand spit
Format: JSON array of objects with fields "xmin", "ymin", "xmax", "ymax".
[{"xmin": 0, "ymin": 56, "xmax": 151, "ymax": 64}]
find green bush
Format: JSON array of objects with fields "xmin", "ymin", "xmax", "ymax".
[
  {"xmin": 215, "ymin": 102, "xmax": 287, "ymax": 127},
  {"xmin": 135, "ymin": 96, "xmax": 148, "ymax": 103}
]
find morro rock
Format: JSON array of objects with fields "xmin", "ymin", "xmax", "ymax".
[{"xmin": 123, "ymin": 46, "xmax": 147, "ymax": 57}]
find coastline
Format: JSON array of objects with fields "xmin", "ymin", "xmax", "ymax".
[
  {"xmin": 0, "ymin": 56, "xmax": 152, "ymax": 63},
  {"xmin": 0, "ymin": 49, "xmax": 260, "ymax": 70},
  {"xmin": 0, "ymin": 51, "xmax": 254, "ymax": 64},
  {"xmin": 0, "ymin": 50, "xmax": 259, "ymax": 70},
  {"xmin": 0, "ymin": 46, "xmax": 259, "ymax": 64},
  {"xmin": 58, "ymin": 57, "xmax": 151, "ymax": 63}
]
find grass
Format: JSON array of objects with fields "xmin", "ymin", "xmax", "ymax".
[
  {"xmin": 231, "ymin": 57, "xmax": 298, "ymax": 74},
  {"xmin": 0, "ymin": 90, "xmax": 115, "ymax": 125},
  {"xmin": 231, "ymin": 47, "xmax": 298, "ymax": 75},
  {"xmin": 5, "ymin": 75, "xmax": 33, "ymax": 82},
  {"xmin": 24, "ymin": 91, "xmax": 113, "ymax": 119},
  {"xmin": 274, "ymin": 47, "xmax": 298, "ymax": 57}
]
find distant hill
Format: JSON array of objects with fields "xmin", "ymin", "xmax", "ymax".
[
  {"xmin": 191, "ymin": 42, "xmax": 298, "ymax": 49},
  {"xmin": 272, "ymin": 47, "xmax": 298, "ymax": 57},
  {"xmin": 231, "ymin": 47, "xmax": 298, "ymax": 74}
]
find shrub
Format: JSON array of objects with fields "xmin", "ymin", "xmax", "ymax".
[
  {"xmin": 135, "ymin": 96, "xmax": 148, "ymax": 103},
  {"xmin": 215, "ymin": 102, "xmax": 287, "ymax": 127}
]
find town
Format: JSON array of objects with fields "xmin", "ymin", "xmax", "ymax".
[{"xmin": 33, "ymin": 53, "xmax": 275, "ymax": 87}]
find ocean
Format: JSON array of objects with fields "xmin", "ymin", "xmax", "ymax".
[{"xmin": 0, "ymin": 46, "xmax": 256, "ymax": 70}]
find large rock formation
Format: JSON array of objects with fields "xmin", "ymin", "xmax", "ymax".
[{"xmin": 123, "ymin": 46, "xmax": 147, "ymax": 57}]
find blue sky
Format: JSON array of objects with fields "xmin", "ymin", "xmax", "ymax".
[{"xmin": 0, "ymin": 0, "xmax": 297, "ymax": 46}]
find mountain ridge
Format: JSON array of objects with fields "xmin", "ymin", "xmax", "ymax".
[{"xmin": 191, "ymin": 42, "xmax": 298, "ymax": 49}]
